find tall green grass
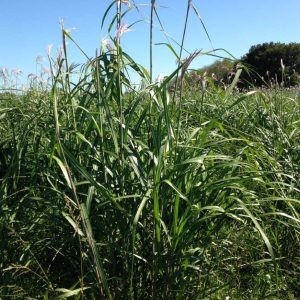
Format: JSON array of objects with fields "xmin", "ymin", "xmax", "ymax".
[{"xmin": 1, "ymin": 1, "xmax": 300, "ymax": 299}]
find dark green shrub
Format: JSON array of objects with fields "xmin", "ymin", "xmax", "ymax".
[{"xmin": 240, "ymin": 42, "xmax": 300, "ymax": 87}]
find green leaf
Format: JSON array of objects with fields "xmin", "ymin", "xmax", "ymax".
[
  {"xmin": 55, "ymin": 287, "xmax": 89, "ymax": 298},
  {"xmin": 52, "ymin": 155, "xmax": 71, "ymax": 188}
]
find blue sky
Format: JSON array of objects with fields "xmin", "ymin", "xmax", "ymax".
[{"xmin": 1, "ymin": 0, "xmax": 299, "ymax": 83}]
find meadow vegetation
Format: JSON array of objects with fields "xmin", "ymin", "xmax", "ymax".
[{"xmin": 0, "ymin": 1, "xmax": 300, "ymax": 299}]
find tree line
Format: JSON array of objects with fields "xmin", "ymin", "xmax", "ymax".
[{"xmin": 192, "ymin": 42, "xmax": 300, "ymax": 88}]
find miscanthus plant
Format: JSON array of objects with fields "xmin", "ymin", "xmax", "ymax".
[{"xmin": 1, "ymin": 0, "xmax": 300, "ymax": 299}]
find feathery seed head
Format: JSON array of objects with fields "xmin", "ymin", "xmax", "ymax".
[
  {"xmin": 36, "ymin": 55, "xmax": 43, "ymax": 64},
  {"xmin": 211, "ymin": 73, "xmax": 218, "ymax": 81},
  {"xmin": 155, "ymin": 73, "xmax": 165, "ymax": 84},
  {"xmin": 0, "ymin": 67, "xmax": 9, "ymax": 79},
  {"xmin": 57, "ymin": 46, "xmax": 64, "ymax": 61},
  {"xmin": 280, "ymin": 58, "xmax": 285, "ymax": 71},
  {"xmin": 28, "ymin": 73, "xmax": 37, "ymax": 80},
  {"xmin": 200, "ymin": 78, "xmax": 207, "ymax": 92},
  {"xmin": 47, "ymin": 44, "xmax": 53, "ymax": 58},
  {"xmin": 12, "ymin": 69, "xmax": 23, "ymax": 76},
  {"xmin": 118, "ymin": 0, "xmax": 131, "ymax": 8},
  {"xmin": 116, "ymin": 22, "xmax": 132, "ymax": 39},
  {"xmin": 101, "ymin": 38, "xmax": 113, "ymax": 51},
  {"xmin": 65, "ymin": 27, "xmax": 76, "ymax": 34},
  {"xmin": 42, "ymin": 67, "xmax": 50, "ymax": 75}
]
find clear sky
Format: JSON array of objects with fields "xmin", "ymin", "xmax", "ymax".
[{"xmin": 1, "ymin": 0, "xmax": 299, "ymax": 83}]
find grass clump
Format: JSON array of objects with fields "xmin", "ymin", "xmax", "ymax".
[{"xmin": 1, "ymin": 1, "xmax": 300, "ymax": 299}]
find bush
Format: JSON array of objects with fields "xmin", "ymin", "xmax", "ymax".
[{"xmin": 240, "ymin": 42, "xmax": 300, "ymax": 87}]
